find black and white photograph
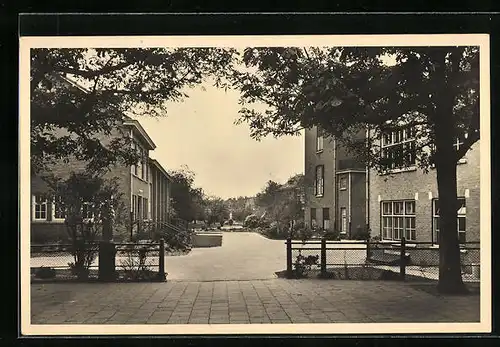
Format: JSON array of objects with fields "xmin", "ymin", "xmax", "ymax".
[{"xmin": 19, "ymin": 34, "xmax": 491, "ymax": 335}]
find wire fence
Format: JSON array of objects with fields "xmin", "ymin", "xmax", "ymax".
[
  {"xmin": 286, "ymin": 238, "xmax": 480, "ymax": 282},
  {"xmin": 30, "ymin": 241, "xmax": 166, "ymax": 282}
]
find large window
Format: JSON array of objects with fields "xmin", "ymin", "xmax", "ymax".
[
  {"xmin": 316, "ymin": 128, "xmax": 324, "ymax": 152},
  {"xmin": 315, "ymin": 165, "xmax": 324, "ymax": 197},
  {"xmin": 33, "ymin": 195, "xmax": 48, "ymax": 220},
  {"xmin": 381, "ymin": 127, "xmax": 416, "ymax": 170},
  {"xmin": 32, "ymin": 195, "xmax": 93, "ymax": 222},
  {"xmin": 433, "ymin": 198, "xmax": 466, "ymax": 244},
  {"xmin": 381, "ymin": 200, "xmax": 416, "ymax": 241}
]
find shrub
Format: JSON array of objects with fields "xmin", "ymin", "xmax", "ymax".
[
  {"xmin": 119, "ymin": 241, "xmax": 161, "ymax": 281},
  {"xmin": 244, "ymin": 214, "xmax": 259, "ymax": 228},
  {"xmin": 227, "ymin": 219, "xmax": 234, "ymax": 226},
  {"xmin": 292, "ymin": 220, "xmax": 305, "ymax": 231},
  {"xmin": 352, "ymin": 226, "xmax": 370, "ymax": 240},
  {"xmin": 258, "ymin": 218, "xmax": 271, "ymax": 228},
  {"xmin": 293, "ymin": 251, "xmax": 319, "ymax": 278},
  {"xmin": 34, "ymin": 266, "xmax": 56, "ymax": 279},
  {"xmin": 324, "ymin": 229, "xmax": 341, "ymax": 241}
]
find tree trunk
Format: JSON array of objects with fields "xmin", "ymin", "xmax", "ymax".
[
  {"xmin": 435, "ymin": 156, "xmax": 467, "ymax": 294},
  {"xmin": 431, "ymin": 48, "xmax": 468, "ymax": 295}
]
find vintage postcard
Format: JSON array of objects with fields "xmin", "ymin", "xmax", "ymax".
[{"xmin": 19, "ymin": 34, "xmax": 491, "ymax": 335}]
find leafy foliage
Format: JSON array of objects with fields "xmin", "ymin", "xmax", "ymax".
[
  {"xmin": 41, "ymin": 172, "xmax": 124, "ymax": 279},
  {"xmin": 168, "ymin": 165, "xmax": 205, "ymax": 223},
  {"xmin": 31, "ymin": 48, "xmax": 238, "ymax": 174},
  {"xmin": 203, "ymin": 196, "xmax": 230, "ymax": 226},
  {"xmin": 225, "ymin": 196, "xmax": 255, "ymax": 222},
  {"xmin": 231, "ymin": 47, "xmax": 479, "ymax": 171},
  {"xmin": 255, "ymin": 174, "xmax": 306, "ymax": 235},
  {"xmin": 293, "ymin": 251, "xmax": 319, "ymax": 278}
]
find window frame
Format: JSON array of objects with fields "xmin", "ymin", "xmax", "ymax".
[
  {"xmin": 32, "ymin": 194, "xmax": 48, "ymax": 221},
  {"xmin": 322, "ymin": 207, "xmax": 330, "ymax": 230},
  {"xmin": 315, "ymin": 165, "xmax": 325, "ymax": 197},
  {"xmin": 340, "ymin": 207, "xmax": 347, "ymax": 234},
  {"xmin": 316, "ymin": 127, "xmax": 324, "ymax": 152},
  {"xmin": 381, "ymin": 200, "xmax": 416, "ymax": 241},
  {"xmin": 380, "ymin": 127, "xmax": 417, "ymax": 171},
  {"xmin": 52, "ymin": 195, "xmax": 66, "ymax": 221},
  {"xmin": 310, "ymin": 208, "xmax": 317, "ymax": 228},
  {"xmin": 432, "ymin": 197, "xmax": 466, "ymax": 244},
  {"xmin": 339, "ymin": 176, "xmax": 347, "ymax": 190}
]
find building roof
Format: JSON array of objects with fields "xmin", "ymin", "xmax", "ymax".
[
  {"xmin": 123, "ymin": 119, "xmax": 157, "ymax": 150},
  {"xmin": 56, "ymin": 74, "xmax": 157, "ymax": 150},
  {"xmin": 149, "ymin": 158, "xmax": 173, "ymax": 181}
]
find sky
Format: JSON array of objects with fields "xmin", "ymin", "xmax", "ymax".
[{"xmin": 131, "ymin": 83, "xmax": 304, "ymax": 199}]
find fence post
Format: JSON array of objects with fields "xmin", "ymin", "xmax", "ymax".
[
  {"xmin": 366, "ymin": 238, "xmax": 371, "ymax": 260},
  {"xmin": 158, "ymin": 238, "xmax": 166, "ymax": 281},
  {"xmin": 400, "ymin": 237, "xmax": 406, "ymax": 281},
  {"xmin": 286, "ymin": 238, "xmax": 292, "ymax": 278},
  {"xmin": 320, "ymin": 237, "xmax": 327, "ymax": 278},
  {"xmin": 98, "ymin": 240, "xmax": 116, "ymax": 282}
]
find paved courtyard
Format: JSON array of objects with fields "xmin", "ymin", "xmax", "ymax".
[
  {"xmin": 164, "ymin": 232, "xmax": 365, "ymax": 281},
  {"xmin": 31, "ymin": 279, "xmax": 480, "ymax": 325}
]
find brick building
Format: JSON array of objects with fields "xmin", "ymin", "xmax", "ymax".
[
  {"xmin": 303, "ymin": 126, "xmax": 367, "ymax": 237},
  {"xmin": 30, "ymin": 76, "xmax": 174, "ymax": 243},
  {"xmin": 367, "ymin": 130, "xmax": 480, "ymax": 244},
  {"xmin": 303, "ymin": 124, "xmax": 480, "ymax": 244}
]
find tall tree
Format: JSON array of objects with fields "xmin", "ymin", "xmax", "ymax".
[
  {"xmin": 31, "ymin": 48, "xmax": 237, "ymax": 174},
  {"xmin": 231, "ymin": 46, "xmax": 479, "ymax": 294},
  {"xmin": 256, "ymin": 175, "xmax": 306, "ymax": 234},
  {"xmin": 168, "ymin": 165, "xmax": 205, "ymax": 223}
]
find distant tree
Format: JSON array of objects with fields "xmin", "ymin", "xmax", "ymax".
[
  {"xmin": 31, "ymin": 48, "xmax": 238, "ymax": 174},
  {"xmin": 168, "ymin": 165, "xmax": 205, "ymax": 223},
  {"xmin": 255, "ymin": 175, "xmax": 306, "ymax": 236},
  {"xmin": 204, "ymin": 196, "xmax": 230, "ymax": 226},
  {"xmin": 230, "ymin": 46, "xmax": 479, "ymax": 294},
  {"xmin": 225, "ymin": 196, "xmax": 255, "ymax": 222}
]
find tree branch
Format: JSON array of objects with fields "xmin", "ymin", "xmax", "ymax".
[{"xmin": 55, "ymin": 61, "xmax": 133, "ymax": 79}]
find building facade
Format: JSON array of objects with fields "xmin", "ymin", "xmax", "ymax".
[
  {"xmin": 30, "ymin": 76, "xmax": 174, "ymax": 243},
  {"xmin": 368, "ymin": 130, "xmax": 480, "ymax": 244},
  {"xmin": 304, "ymin": 125, "xmax": 480, "ymax": 244},
  {"xmin": 304, "ymin": 126, "xmax": 367, "ymax": 237}
]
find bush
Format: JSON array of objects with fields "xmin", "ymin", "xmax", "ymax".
[
  {"xmin": 35, "ymin": 266, "xmax": 56, "ymax": 279},
  {"xmin": 292, "ymin": 220, "xmax": 305, "ymax": 231},
  {"xmin": 227, "ymin": 219, "xmax": 234, "ymax": 226},
  {"xmin": 297, "ymin": 227, "xmax": 314, "ymax": 241},
  {"xmin": 352, "ymin": 226, "xmax": 370, "ymax": 240},
  {"xmin": 243, "ymin": 214, "xmax": 259, "ymax": 228},
  {"xmin": 293, "ymin": 251, "xmax": 319, "ymax": 278},
  {"xmin": 324, "ymin": 229, "xmax": 341, "ymax": 241}
]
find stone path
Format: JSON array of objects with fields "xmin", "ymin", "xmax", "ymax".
[{"xmin": 31, "ymin": 279, "xmax": 480, "ymax": 325}]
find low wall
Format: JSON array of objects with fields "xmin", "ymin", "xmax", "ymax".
[{"xmin": 191, "ymin": 233, "xmax": 223, "ymax": 248}]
